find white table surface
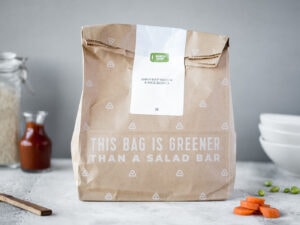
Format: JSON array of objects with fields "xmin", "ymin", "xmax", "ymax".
[{"xmin": 0, "ymin": 159, "xmax": 299, "ymax": 225}]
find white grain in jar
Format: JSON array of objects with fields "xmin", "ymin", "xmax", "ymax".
[
  {"xmin": 0, "ymin": 52, "xmax": 27, "ymax": 167},
  {"xmin": 0, "ymin": 84, "xmax": 19, "ymax": 165}
]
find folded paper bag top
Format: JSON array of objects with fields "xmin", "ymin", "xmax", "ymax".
[{"xmin": 71, "ymin": 24, "xmax": 236, "ymax": 201}]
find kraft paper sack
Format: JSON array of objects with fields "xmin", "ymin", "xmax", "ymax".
[{"xmin": 71, "ymin": 24, "xmax": 236, "ymax": 201}]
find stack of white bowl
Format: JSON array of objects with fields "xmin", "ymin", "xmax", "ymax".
[{"xmin": 259, "ymin": 113, "xmax": 300, "ymax": 175}]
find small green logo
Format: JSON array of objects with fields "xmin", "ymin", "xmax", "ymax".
[{"xmin": 150, "ymin": 53, "xmax": 169, "ymax": 62}]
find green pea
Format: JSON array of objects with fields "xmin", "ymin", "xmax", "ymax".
[
  {"xmin": 258, "ymin": 189, "xmax": 265, "ymax": 196},
  {"xmin": 291, "ymin": 186, "xmax": 299, "ymax": 194},
  {"xmin": 283, "ymin": 188, "xmax": 290, "ymax": 193},
  {"xmin": 264, "ymin": 180, "xmax": 272, "ymax": 187},
  {"xmin": 269, "ymin": 186, "xmax": 280, "ymax": 192}
]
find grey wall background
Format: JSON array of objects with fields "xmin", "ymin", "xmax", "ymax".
[{"xmin": 1, "ymin": 0, "xmax": 299, "ymax": 161}]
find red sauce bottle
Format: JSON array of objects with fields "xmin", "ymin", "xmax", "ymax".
[{"xmin": 19, "ymin": 111, "xmax": 52, "ymax": 172}]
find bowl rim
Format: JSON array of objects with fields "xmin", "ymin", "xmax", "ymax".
[
  {"xmin": 259, "ymin": 136, "xmax": 300, "ymax": 149},
  {"xmin": 260, "ymin": 113, "xmax": 300, "ymax": 125},
  {"xmin": 258, "ymin": 123, "xmax": 300, "ymax": 136}
]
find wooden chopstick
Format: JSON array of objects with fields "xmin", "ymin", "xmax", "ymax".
[{"xmin": 0, "ymin": 193, "xmax": 52, "ymax": 216}]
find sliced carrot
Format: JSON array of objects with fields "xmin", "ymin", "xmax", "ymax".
[
  {"xmin": 259, "ymin": 206, "xmax": 280, "ymax": 218},
  {"xmin": 234, "ymin": 206, "xmax": 255, "ymax": 216},
  {"xmin": 240, "ymin": 200, "xmax": 260, "ymax": 210},
  {"xmin": 234, "ymin": 196, "xmax": 280, "ymax": 219},
  {"xmin": 253, "ymin": 210, "xmax": 262, "ymax": 215},
  {"xmin": 246, "ymin": 196, "xmax": 265, "ymax": 206}
]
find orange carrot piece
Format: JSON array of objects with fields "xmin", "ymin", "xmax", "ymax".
[
  {"xmin": 246, "ymin": 196, "xmax": 265, "ymax": 205},
  {"xmin": 259, "ymin": 206, "xmax": 280, "ymax": 218},
  {"xmin": 240, "ymin": 200, "xmax": 260, "ymax": 210},
  {"xmin": 234, "ymin": 196, "xmax": 280, "ymax": 219},
  {"xmin": 234, "ymin": 206, "xmax": 255, "ymax": 216}
]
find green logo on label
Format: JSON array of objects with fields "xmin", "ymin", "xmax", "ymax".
[{"xmin": 150, "ymin": 53, "xmax": 169, "ymax": 62}]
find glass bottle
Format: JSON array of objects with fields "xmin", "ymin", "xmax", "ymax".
[
  {"xmin": 19, "ymin": 111, "xmax": 52, "ymax": 172},
  {"xmin": 0, "ymin": 52, "xmax": 27, "ymax": 167}
]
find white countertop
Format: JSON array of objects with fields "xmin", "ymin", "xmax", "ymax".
[{"xmin": 0, "ymin": 159, "xmax": 299, "ymax": 225}]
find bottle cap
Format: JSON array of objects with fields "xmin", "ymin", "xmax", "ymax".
[
  {"xmin": 23, "ymin": 112, "xmax": 34, "ymax": 122},
  {"xmin": 36, "ymin": 111, "xmax": 48, "ymax": 125}
]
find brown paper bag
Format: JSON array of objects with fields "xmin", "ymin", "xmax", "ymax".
[{"xmin": 71, "ymin": 24, "xmax": 236, "ymax": 201}]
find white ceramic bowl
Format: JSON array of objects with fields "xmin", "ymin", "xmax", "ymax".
[
  {"xmin": 260, "ymin": 113, "xmax": 300, "ymax": 133},
  {"xmin": 259, "ymin": 124, "xmax": 300, "ymax": 145},
  {"xmin": 259, "ymin": 136, "xmax": 300, "ymax": 175}
]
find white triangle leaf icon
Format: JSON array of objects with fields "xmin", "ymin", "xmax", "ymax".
[
  {"xmin": 221, "ymin": 78, "xmax": 229, "ymax": 86},
  {"xmin": 107, "ymin": 60, "xmax": 115, "ymax": 69},
  {"xmin": 128, "ymin": 122, "xmax": 136, "ymax": 130},
  {"xmin": 221, "ymin": 122, "xmax": 229, "ymax": 130},
  {"xmin": 86, "ymin": 80, "xmax": 93, "ymax": 87},
  {"xmin": 104, "ymin": 193, "xmax": 113, "ymax": 201},
  {"xmin": 176, "ymin": 170, "xmax": 184, "ymax": 177},
  {"xmin": 176, "ymin": 122, "xmax": 184, "ymax": 130},
  {"xmin": 221, "ymin": 169, "xmax": 229, "ymax": 177},
  {"xmin": 199, "ymin": 100, "xmax": 207, "ymax": 108},
  {"xmin": 107, "ymin": 37, "xmax": 115, "ymax": 45},
  {"xmin": 128, "ymin": 170, "xmax": 137, "ymax": 177},
  {"xmin": 105, "ymin": 102, "xmax": 114, "ymax": 110},
  {"xmin": 152, "ymin": 193, "xmax": 160, "ymax": 201},
  {"xmin": 199, "ymin": 192, "xmax": 207, "ymax": 200}
]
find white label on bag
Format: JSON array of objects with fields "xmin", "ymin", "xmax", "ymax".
[{"xmin": 130, "ymin": 25, "xmax": 187, "ymax": 116}]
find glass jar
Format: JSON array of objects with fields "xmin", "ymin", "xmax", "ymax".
[
  {"xmin": 19, "ymin": 111, "xmax": 52, "ymax": 172},
  {"xmin": 0, "ymin": 52, "xmax": 27, "ymax": 167}
]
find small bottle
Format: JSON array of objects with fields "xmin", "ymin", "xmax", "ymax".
[{"xmin": 19, "ymin": 111, "xmax": 52, "ymax": 172}]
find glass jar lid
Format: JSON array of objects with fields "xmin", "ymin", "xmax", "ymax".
[{"xmin": 0, "ymin": 52, "xmax": 24, "ymax": 73}]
